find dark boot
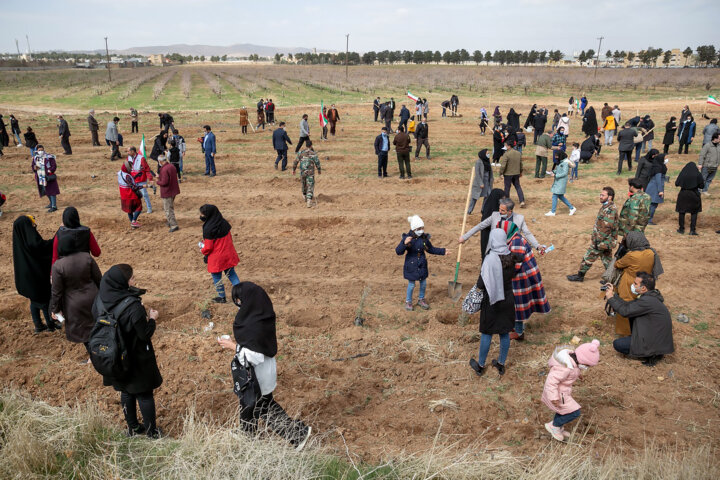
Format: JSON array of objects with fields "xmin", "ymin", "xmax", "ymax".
[{"xmin": 567, "ymin": 272, "xmax": 585, "ymax": 282}]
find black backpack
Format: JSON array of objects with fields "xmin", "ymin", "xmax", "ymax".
[{"xmin": 88, "ymin": 296, "xmax": 137, "ymax": 379}]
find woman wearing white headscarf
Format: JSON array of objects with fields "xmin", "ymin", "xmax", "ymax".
[{"xmin": 469, "ymin": 229, "xmax": 521, "ymax": 377}]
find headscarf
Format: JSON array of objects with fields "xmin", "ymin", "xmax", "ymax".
[
  {"xmin": 481, "ymin": 188, "xmax": 505, "ymax": 220},
  {"xmin": 624, "ymin": 231, "xmax": 664, "ymax": 278},
  {"xmin": 57, "ymin": 206, "xmax": 91, "ymax": 257},
  {"xmin": 478, "ymin": 149, "xmax": 491, "ymax": 172},
  {"xmin": 493, "ymin": 106, "xmax": 500, "ymax": 116},
  {"xmin": 649, "ymin": 153, "xmax": 667, "ymax": 177},
  {"xmin": 481, "ymin": 229, "xmax": 511, "ymax": 305},
  {"xmin": 232, "ymin": 282, "xmax": 277, "ymax": 357},
  {"xmin": 12, "ymin": 215, "xmax": 53, "ymax": 302},
  {"xmin": 98, "ymin": 264, "xmax": 144, "ymax": 309},
  {"xmin": 480, "ymin": 107, "xmax": 487, "ymax": 118},
  {"xmin": 200, "ymin": 204, "xmax": 231, "ymax": 240},
  {"xmin": 62, "ymin": 206, "xmax": 81, "ymax": 228},
  {"xmin": 675, "ymin": 162, "xmax": 704, "ymax": 190},
  {"xmin": 496, "ymin": 220, "xmax": 519, "ymax": 241}
]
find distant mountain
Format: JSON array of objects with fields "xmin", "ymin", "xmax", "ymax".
[{"xmin": 96, "ymin": 43, "xmax": 323, "ymax": 57}]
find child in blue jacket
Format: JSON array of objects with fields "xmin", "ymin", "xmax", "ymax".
[{"xmin": 396, "ymin": 215, "xmax": 448, "ymax": 311}]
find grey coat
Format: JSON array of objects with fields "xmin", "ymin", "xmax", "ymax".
[
  {"xmin": 617, "ymin": 128, "xmax": 635, "ymax": 152},
  {"xmin": 105, "ymin": 121, "xmax": 118, "ymax": 142},
  {"xmin": 702, "ymin": 123, "xmax": 719, "ymax": 145},
  {"xmin": 299, "ymin": 119, "xmax": 310, "ymax": 137},
  {"xmin": 471, "ymin": 160, "xmax": 492, "ymax": 200},
  {"xmin": 463, "ymin": 211, "xmax": 540, "ymax": 249},
  {"xmin": 608, "ymin": 289, "xmax": 674, "ymax": 358},
  {"xmin": 698, "ymin": 142, "xmax": 720, "ymax": 169}
]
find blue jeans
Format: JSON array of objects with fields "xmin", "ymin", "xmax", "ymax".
[
  {"xmin": 48, "ymin": 195, "xmax": 57, "ymax": 209},
  {"xmin": 551, "ymin": 193, "xmax": 574, "ymax": 213},
  {"xmin": 570, "ymin": 163, "xmax": 578, "ymax": 180},
  {"xmin": 14, "ymin": 133, "xmax": 22, "ymax": 145},
  {"xmin": 642, "ymin": 139, "xmax": 653, "ymax": 153},
  {"xmin": 701, "ymin": 166, "xmax": 716, "ymax": 192},
  {"xmin": 613, "ymin": 336, "xmax": 631, "ymax": 355},
  {"xmin": 205, "ymin": 152, "xmax": 216, "ymax": 175},
  {"xmin": 30, "ymin": 146, "xmax": 37, "ymax": 157},
  {"xmin": 553, "ymin": 409, "xmax": 581, "ymax": 427},
  {"xmin": 442, "ymin": 108, "xmax": 446, "ymax": 117},
  {"xmin": 210, "ymin": 267, "xmax": 240, "ymax": 298},
  {"xmin": 137, "ymin": 183, "xmax": 152, "ymax": 212},
  {"xmin": 406, "ymin": 279, "xmax": 426, "ymax": 303},
  {"xmin": 179, "ymin": 153, "xmax": 184, "ymax": 173},
  {"xmin": 127, "ymin": 210, "xmax": 141, "ymax": 222},
  {"xmin": 514, "ymin": 321, "xmax": 524, "ymax": 335},
  {"xmin": 649, "ymin": 203, "xmax": 658, "ymax": 222},
  {"xmin": 478, "ymin": 333, "xmax": 510, "ymax": 367},
  {"xmin": 634, "ymin": 144, "xmax": 643, "ymax": 163}
]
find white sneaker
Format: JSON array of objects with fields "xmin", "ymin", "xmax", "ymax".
[
  {"xmin": 16, "ymin": 144, "xmax": 23, "ymax": 148},
  {"xmin": 545, "ymin": 211, "xmax": 556, "ymax": 217},
  {"xmin": 569, "ymin": 207, "xmax": 577, "ymax": 216},
  {"xmin": 545, "ymin": 422, "xmax": 565, "ymax": 442}
]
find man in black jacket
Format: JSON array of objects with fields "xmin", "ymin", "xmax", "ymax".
[
  {"xmin": 383, "ymin": 103, "xmax": 393, "ymax": 133},
  {"xmin": 373, "ymin": 97, "xmax": 380, "ymax": 122},
  {"xmin": 374, "ymin": 127, "xmax": 390, "ymax": 178},
  {"xmin": 158, "ymin": 113, "xmax": 174, "ymax": 133},
  {"xmin": 272, "ymin": 122, "xmax": 293, "ymax": 170},
  {"xmin": 580, "ymin": 133, "xmax": 601, "ymax": 163},
  {"xmin": 415, "ymin": 120, "xmax": 430, "ymax": 159},
  {"xmin": 57, "ymin": 115, "xmax": 72, "ymax": 155},
  {"xmin": 533, "ymin": 108, "xmax": 548, "ymax": 144},
  {"xmin": 617, "ymin": 123, "xmax": 635, "ymax": 174},
  {"xmin": 398, "ymin": 104, "xmax": 410, "ymax": 132},
  {"xmin": 88, "ymin": 110, "xmax": 100, "ymax": 146}
]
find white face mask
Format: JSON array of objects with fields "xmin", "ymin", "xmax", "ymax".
[
  {"xmin": 414, "ymin": 229, "xmax": 424, "ymax": 236},
  {"xmin": 630, "ymin": 284, "xmax": 642, "ymax": 296}
]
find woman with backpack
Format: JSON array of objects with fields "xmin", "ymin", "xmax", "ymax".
[
  {"xmin": 217, "ymin": 282, "xmax": 312, "ymax": 451},
  {"xmin": 92, "ymin": 264, "xmax": 162, "ymax": 437}
]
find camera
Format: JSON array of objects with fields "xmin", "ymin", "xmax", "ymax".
[{"xmin": 600, "ymin": 285, "xmax": 608, "ymax": 291}]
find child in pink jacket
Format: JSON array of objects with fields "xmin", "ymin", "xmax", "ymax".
[{"xmin": 541, "ymin": 339, "xmax": 600, "ymax": 441}]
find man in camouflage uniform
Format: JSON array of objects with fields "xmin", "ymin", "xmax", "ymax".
[
  {"xmin": 617, "ymin": 177, "xmax": 651, "ymax": 237},
  {"xmin": 293, "ymin": 147, "xmax": 321, "ymax": 207},
  {"xmin": 567, "ymin": 186, "xmax": 619, "ymax": 282}
]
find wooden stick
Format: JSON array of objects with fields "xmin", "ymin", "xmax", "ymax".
[{"xmin": 453, "ymin": 166, "xmax": 476, "ymax": 283}]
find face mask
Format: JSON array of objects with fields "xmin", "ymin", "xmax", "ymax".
[
  {"xmin": 414, "ymin": 229, "xmax": 424, "ymax": 236},
  {"xmin": 630, "ymin": 284, "xmax": 642, "ymax": 296},
  {"xmin": 500, "ymin": 214, "xmax": 508, "ymax": 219},
  {"xmin": 199, "ymin": 215, "xmax": 206, "ymax": 222}
]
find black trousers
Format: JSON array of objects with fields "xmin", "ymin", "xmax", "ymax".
[
  {"xmin": 131, "ymin": 121, "xmax": 138, "ymax": 133},
  {"xmin": 397, "ymin": 151, "xmax": 411, "ymax": 177},
  {"xmin": 242, "ymin": 125, "xmax": 247, "ymax": 134},
  {"xmin": 385, "ymin": 119, "xmax": 392, "ymax": 132},
  {"xmin": 240, "ymin": 393, "xmax": 308, "ymax": 445},
  {"xmin": 61, "ymin": 136, "xmax": 72, "ymax": 154},
  {"xmin": 678, "ymin": 212, "xmax": 698, "ymax": 232},
  {"xmin": 295, "ymin": 136, "xmax": 310, "ymax": 152},
  {"xmin": 91, "ymin": 130, "xmax": 100, "ymax": 146},
  {"xmin": 678, "ymin": 142, "xmax": 690, "ymax": 154},
  {"xmin": 663, "ymin": 144, "xmax": 670, "ymax": 154},
  {"xmin": 377, "ymin": 151, "xmax": 388, "ymax": 176},
  {"xmin": 110, "ymin": 140, "xmax": 120, "ymax": 160},
  {"xmin": 275, "ymin": 149, "xmax": 288, "ymax": 170},
  {"xmin": 399, "ymin": 118, "xmax": 408, "ymax": 132},
  {"xmin": 618, "ymin": 150, "xmax": 632, "ymax": 173},
  {"xmin": 121, "ymin": 390, "xmax": 157, "ymax": 435},
  {"xmin": 503, "ymin": 175, "xmax": 525, "ymax": 203},
  {"xmin": 373, "ymin": 108, "xmax": 379, "ymax": 121},
  {"xmin": 30, "ymin": 301, "xmax": 52, "ymax": 330},
  {"xmin": 415, "ymin": 138, "xmax": 430, "ymax": 158}
]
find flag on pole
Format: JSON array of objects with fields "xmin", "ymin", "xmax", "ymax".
[
  {"xmin": 140, "ymin": 134, "xmax": 147, "ymax": 160},
  {"xmin": 708, "ymin": 95, "xmax": 720, "ymax": 107},
  {"xmin": 407, "ymin": 91, "xmax": 419, "ymax": 102},
  {"xmin": 319, "ymin": 100, "xmax": 328, "ymax": 128},
  {"xmin": 575, "ymin": 98, "xmax": 580, "ymax": 110}
]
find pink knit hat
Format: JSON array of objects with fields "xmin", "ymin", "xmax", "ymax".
[{"xmin": 574, "ymin": 339, "xmax": 600, "ymax": 366}]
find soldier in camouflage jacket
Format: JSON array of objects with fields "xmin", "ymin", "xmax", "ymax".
[
  {"xmin": 293, "ymin": 148, "xmax": 321, "ymax": 207},
  {"xmin": 618, "ymin": 178, "xmax": 651, "ymax": 238}
]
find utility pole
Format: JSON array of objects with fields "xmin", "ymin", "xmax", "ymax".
[
  {"xmin": 15, "ymin": 39, "xmax": 21, "ymax": 56},
  {"xmin": 345, "ymin": 34, "xmax": 349, "ymax": 80},
  {"xmin": 594, "ymin": 36, "xmax": 604, "ymax": 77},
  {"xmin": 104, "ymin": 36, "xmax": 112, "ymax": 82},
  {"xmin": 25, "ymin": 35, "xmax": 32, "ymax": 60}
]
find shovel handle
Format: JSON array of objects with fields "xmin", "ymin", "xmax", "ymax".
[
  {"xmin": 453, "ymin": 262, "xmax": 460, "ymax": 283},
  {"xmin": 457, "ymin": 166, "xmax": 476, "ymax": 266}
]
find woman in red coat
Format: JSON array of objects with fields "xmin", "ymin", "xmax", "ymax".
[
  {"xmin": 118, "ymin": 159, "xmax": 143, "ymax": 229},
  {"xmin": 199, "ymin": 204, "xmax": 240, "ymax": 303}
]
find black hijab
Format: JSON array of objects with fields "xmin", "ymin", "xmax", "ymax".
[
  {"xmin": 507, "ymin": 108, "xmax": 520, "ymax": 130},
  {"xmin": 649, "ymin": 153, "xmax": 667, "ymax": 177},
  {"xmin": 675, "ymin": 162, "xmax": 704, "ymax": 190},
  {"xmin": 232, "ymin": 282, "xmax": 277, "ymax": 357},
  {"xmin": 98, "ymin": 264, "xmax": 145, "ymax": 309},
  {"xmin": 62, "ymin": 206, "xmax": 81, "ymax": 228},
  {"xmin": 583, "ymin": 107, "xmax": 598, "ymax": 135},
  {"xmin": 200, "ymin": 204, "xmax": 231, "ymax": 240},
  {"xmin": 478, "ymin": 149, "xmax": 491, "ymax": 171},
  {"xmin": 12, "ymin": 215, "xmax": 53, "ymax": 302},
  {"xmin": 482, "ymin": 188, "xmax": 505, "ymax": 220},
  {"xmin": 57, "ymin": 207, "xmax": 91, "ymax": 257}
]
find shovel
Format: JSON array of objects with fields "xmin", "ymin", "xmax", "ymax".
[{"xmin": 448, "ymin": 166, "xmax": 476, "ymax": 299}]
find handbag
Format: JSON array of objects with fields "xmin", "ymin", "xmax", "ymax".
[
  {"xmin": 633, "ymin": 131, "xmax": 644, "ymax": 144},
  {"xmin": 231, "ymin": 354, "xmax": 262, "ymax": 412},
  {"xmin": 462, "ymin": 285, "xmax": 484, "ymax": 314},
  {"xmin": 45, "ymin": 174, "xmax": 57, "ymax": 182}
]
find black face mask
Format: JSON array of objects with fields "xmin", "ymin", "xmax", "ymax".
[{"xmin": 199, "ymin": 215, "xmax": 206, "ymax": 222}]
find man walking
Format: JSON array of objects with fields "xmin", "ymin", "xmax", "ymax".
[
  {"xmin": 414, "ymin": 119, "xmax": 430, "ymax": 160},
  {"xmin": 105, "ymin": 117, "xmax": 121, "ymax": 161},
  {"xmin": 373, "ymin": 97, "xmax": 380, "ymax": 122},
  {"xmin": 383, "ymin": 102, "xmax": 393, "ymax": 133},
  {"xmin": 272, "ymin": 122, "xmax": 293, "ymax": 170},
  {"xmin": 500, "ymin": 143, "xmax": 525, "ymax": 207},
  {"xmin": 130, "ymin": 108, "xmax": 138, "ymax": 133},
  {"xmin": 202, "ymin": 125, "xmax": 217, "ymax": 177},
  {"xmin": 535, "ymin": 129, "xmax": 552, "ymax": 178},
  {"xmin": 88, "ymin": 110, "xmax": 100, "ymax": 146},
  {"xmin": 702, "ymin": 119, "xmax": 718, "ymax": 146},
  {"xmin": 617, "ymin": 123, "xmax": 635, "ymax": 174},
  {"xmin": 374, "ymin": 126, "xmax": 390, "ymax": 178},
  {"xmin": 699, "ymin": 132, "xmax": 720, "ymax": 194},
  {"xmin": 293, "ymin": 147, "xmax": 321, "ymax": 208},
  {"xmin": 266, "ymin": 99, "xmax": 275, "ymax": 124},
  {"xmin": 156, "ymin": 154, "xmax": 180, "ymax": 232},
  {"xmin": 327, "ymin": 104, "xmax": 340, "ymax": 136},
  {"xmin": 567, "ymin": 187, "xmax": 619, "ymax": 282},
  {"xmin": 295, "ymin": 114, "xmax": 311, "ymax": 153},
  {"xmin": 393, "ymin": 126, "xmax": 412, "ymax": 179},
  {"xmin": 618, "ymin": 178, "xmax": 651, "ymax": 237},
  {"xmin": 57, "ymin": 115, "xmax": 72, "ymax": 155},
  {"xmin": 398, "ymin": 104, "xmax": 410, "ymax": 132}
]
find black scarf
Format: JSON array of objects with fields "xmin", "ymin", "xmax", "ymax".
[
  {"xmin": 57, "ymin": 206, "xmax": 91, "ymax": 257},
  {"xmin": 478, "ymin": 149, "xmax": 491, "ymax": 172},
  {"xmin": 675, "ymin": 162, "xmax": 704, "ymax": 190},
  {"xmin": 649, "ymin": 153, "xmax": 667, "ymax": 177},
  {"xmin": 98, "ymin": 264, "xmax": 145, "ymax": 309},
  {"xmin": 200, "ymin": 204, "xmax": 232, "ymax": 240},
  {"xmin": 482, "ymin": 188, "xmax": 505, "ymax": 220},
  {"xmin": 12, "ymin": 216, "xmax": 53, "ymax": 302},
  {"xmin": 62, "ymin": 206, "xmax": 81, "ymax": 228},
  {"xmin": 232, "ymin": 282, "xmax": 277, "ymax": 357}
]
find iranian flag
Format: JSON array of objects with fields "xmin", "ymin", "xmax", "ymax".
[
  {"xmin": 407, "ymin": 91, "xmax": 419, "ymax": 102},
  {"xmin": 708, "ymin": 95, "xmax": 720, "ymax": 107},
  {"xmin": 575, "ymin": 98, "xmax": 580, "ymax": 110},
  {"xmin": 319, "ymin": 100, "xmax": 328, "ymax": 128},
  {"xmin": 140, "ymin": 134, "xmax": 147, "ymax": 160}
]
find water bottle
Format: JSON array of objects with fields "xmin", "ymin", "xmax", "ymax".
[{"xmin": 545, "ymin": 244, "xmax": 555, "ymax": 253}]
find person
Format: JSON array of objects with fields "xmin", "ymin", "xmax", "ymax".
[
  {"xmin": 295, "ymin": 114, "xmax": 311, "ymax": 153},
  {"xmin": 468, "ymin": 150, "xmax": 493, "ymax": 214},
  {"xmin": 441, "ymin": 100, "xmax": 450, "ymax": 118},
  {"xmin": 516, "ymin": 129, "xmax": 527, "ymax": 154},
  {"xmin": 414, "ymin": 119, "xmax": 430, "ymax": 159},
  {"xmin": 393, "ymin": 126, "xmax": 412, "ymax": 179},
  {"xmin": 601, "ymin": 103, "xmax": 612, "ymax": 122},
  {"xmin": 680, "ymin": 105, "xmax": 692, "ymax": 123},
  {"xmin": 550, "ymin": 126, "xmax": 567, "ymax": 173},
  {"xmin": 266, "ymin": 99, "xmax": 275, "ymax": 124},
  {"xmin": 320, "ymin": 105, "xmax": 329, "ymax": 141},
  {"xmin": 497, "ymin": 220, "xmax": 550, "ymax": 340},
  {"xmin": 567, "ymin": 142, "xmax": 579, "ymax": 181},
  {"xmin": 605, "ymin": 272, "xmax": 674, "ymax": 367},
  {"xmin": 493, "ymin": 106, "xmax": 502, "ymax": 126},
  {"xmin": 118, "ymin": 159, "xmax": 143, "ymax": 228},
  {"xmin": 568, "ymin": 96, "xmax": 575, "ymax": 116},
  {"xmin": 422, "ymin": 98, "xmax": 429, "ymax": 121},
  {"xmin": 472, "ymin": 188, "xmax": 504, "ymax": 257},
  {"xmin": 239, "ymin": 106, "xmax": 249, "ymax": 134},
  {"xmin": 390, "ymin": 97, "xmax": 396, "ymax": 118},
  {"xmin": 57, "ymin": 115, "xmax": 72, "ymax": 155},
  {"xmin": 525, "ymin": 104, "xmax": 537, "ymax": 130},
  {"xmin": 50, "ymin": 233, "xmax": 101, "ymax": 358},
  {"xmin": 702, "ymin": 119, "xmax": 719, "ymax": 146},
  {"xmin": 492, "ymin": 124, "xmax": 506, "ymax": 163},
  {"xmin": 617, "ymin": 123, "xmax": 635, "ymax": 174},
  {"xmin": 580, "ymin": 133, "xmax": 600, "ymax": 164},
  {"xmin": 374, "ymin": 126, "xmax": 390, "ymax": 178},
  {"xmin": 612, "ymin": 105, "xmax": 622, "ymax": 126},
  {"xmin": 256, "ymin": 107, "xmax": 266, "ymax": 131},
  {"xmin": 550, "ymin": 109, "xmax": 560, "ymax": 132},
  {"xmin": 645, "ymin": 154, "xmax": 667, "ymax": 225},
  {"xmin": 293, "ymin": 147, "xmax": 321, "ymax": 208},
  {"xmin": 398, "ymin": 104, "xmax": 410, "ymax": 132},
  {"xmin": 396, "ymin": 215, "xmax": 448, "ymax": 311},
  {"xmin": 677, "ymin": 115, "xmax": 696, "ymax": 154},
  {"xmin": 567, "ymin": 187, "xmax": 619, "ymax": 282},
  {"xmin": 613, "ymin": 231, "xmax": 663, "ymax": 335},
  {"xmin": 581, "ymin": 106, "xmax": 597, "ymax": 137},
  {"xmin": 373, "ymin": 97, "xmax": 380, "ymax": 122},
  {"xmin": 506, "ymin": 108, "xmax": 521, "ymax": 132},
  {"xmin": 12, "ymin": 215, "xmax": 60, "ymax": 334},
  {"xmin": 662, "ymin": 116, "xmax": 677, "ymax": 154},
  {"xmin": 31, "ymin": 145, "xmax": 60, "ymax": 212},
  {"xmin": 541, "ymin": 340, "xmax": 600, "ymax": 441},
  {"xmin": 272, "ymin": 122, "xmax": 293, "ymax": 170},
  {"xmin": 479, "ymin": 107, "xmax": 489, "ymax": 135},
  {"xmin": 675, "ymin": 161, "xmax": 704, "ymax": 235},
  {"xmin": 128, "ymin": 147, "xmax": 154, "ymax": 214},
  {"xmin": 326, "ymin": 104, "xmax": 340, "ymax": 136},
  {"xmin": 468, "ymin": 229, "xmax": 521, "ymax": 377},
  {"xmin": 556, "ymin": 113, "xmax": 570, "ymax": 137},
  {"xmin": 534, "ymin": 129, "xmax": 551, "ymax": 178},
  {"xmin": 545, "ymin": 151, "xmax": 576, "ymax": 216},
  {"xmin": 156, "ymin": 155, "xmax": 180, "ymax": 232},
  {"xmin": 0, "ymin": 191, "xmax": 5, "ymax": 217},
  {"xmin": 170, "ymin": 129, "xmax": 186, "ymax": 181},
  {"xmin": 640, "ymin": 115, "xmax": 655, "ymax": 153},
  {"xmin": 217, "ymin": 282, "xmax": 312, "ymax": 450},
  {"xmin": 580, "ymin": 95, "xmax": 588, "ymax": 115},
  {"xmin": 7, "ymin": 114, "xmax": 20, "ymax": 146},
  {"xmin": 618, "ymin": 178, "xmax": 651, "ymax": 238},
  {"xmin": 383, "ymin": 102, "xmax": 394, "ymax": 132},
  {"xmin": 92, "ymin": 264, "xmax": 162, "ymax": 437},
  {"xmin": 150, "ymin": 130, "xmax": 168, "ymax": 162},
  {"xmin": 698, "ymin": 132, "xmax": 719, "ymax": 194},
  {"xmin": 52, "ymin": 206, "xmax": 102, "ymax": 266},
  {"xmin": 533, "ymin": 108, "xmax": 548, "ymax": 144},
  {"xmin": 450, "ymin": 94, "xmax": 459, "ymax": 116},
  {"xmin": 130, "ymin": 108, "xmax": 138, "ymax": 133},
  {"xmin": 603, "ymin": 112, "xmax": 617, "ymax": 146},
  {"xmin": 634, "ymin": 149, "xmax": 659, "ymax": 189},
  {"xmin": 199, "ymin": 204, "xmax": 240, "ymax": 303},
  {"xmin": 88, "ymin": 110, "xmax": 100, "ymax": 146},
  {"xmin": 24, "ymin": 126, "xmax": 39, "ymax": 157},
  {"xmin": 202, "ymin": 125, "xmax": 217, "ymax": 176},
  {"xmin": 0, "ymin": 114, "xmax": 9, "ymax": 147},
  {"xmin": 106, "ymin": 117, "xmax": 121, "ymax": 161},
  {"xmin": 500, "ymin": 143, "xmax": 525, "ymax": 207},
  {"xmin": 166, "ymin": 140, "xmax": 180, "ymax": 179}
]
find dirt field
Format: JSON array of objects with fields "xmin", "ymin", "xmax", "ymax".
[{"xmin": 1, "ymin": 92, "xmax": 719, "ymax": 463}]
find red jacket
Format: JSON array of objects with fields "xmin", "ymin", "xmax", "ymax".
[
  {"xmin": 201, "ymin": 232, "xmax": 239, "ymax": 273},
  {"xmin": 156, "ymin": 163, "xmax": 180, "ymax": 198},
  {"xmin": 51, "ymin": 230, "xmax": 101, "ymax": 265},
  {"xmin": 130, "ymin": 155, "xmax": 154, "ymax": 184}
]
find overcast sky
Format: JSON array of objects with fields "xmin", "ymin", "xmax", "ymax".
[{"xmin": 2, "ymin": 0, "xmax": 716, "ymax": 55}]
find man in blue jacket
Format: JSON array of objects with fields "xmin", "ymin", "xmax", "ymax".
[
  {"xmin": 398, "ymin": 104, "xmax": 410, "ymax": 132},
  {"xmin": 374, "ymin": 127, "xmax": 390, "ymax": 178},
  {"xmin": 272, "ymin": 122, "xmax": 293, "ymax": 170},
  {"xmin": 202, "ymin": 125, "xmax": 216, "ymax": 176}
]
